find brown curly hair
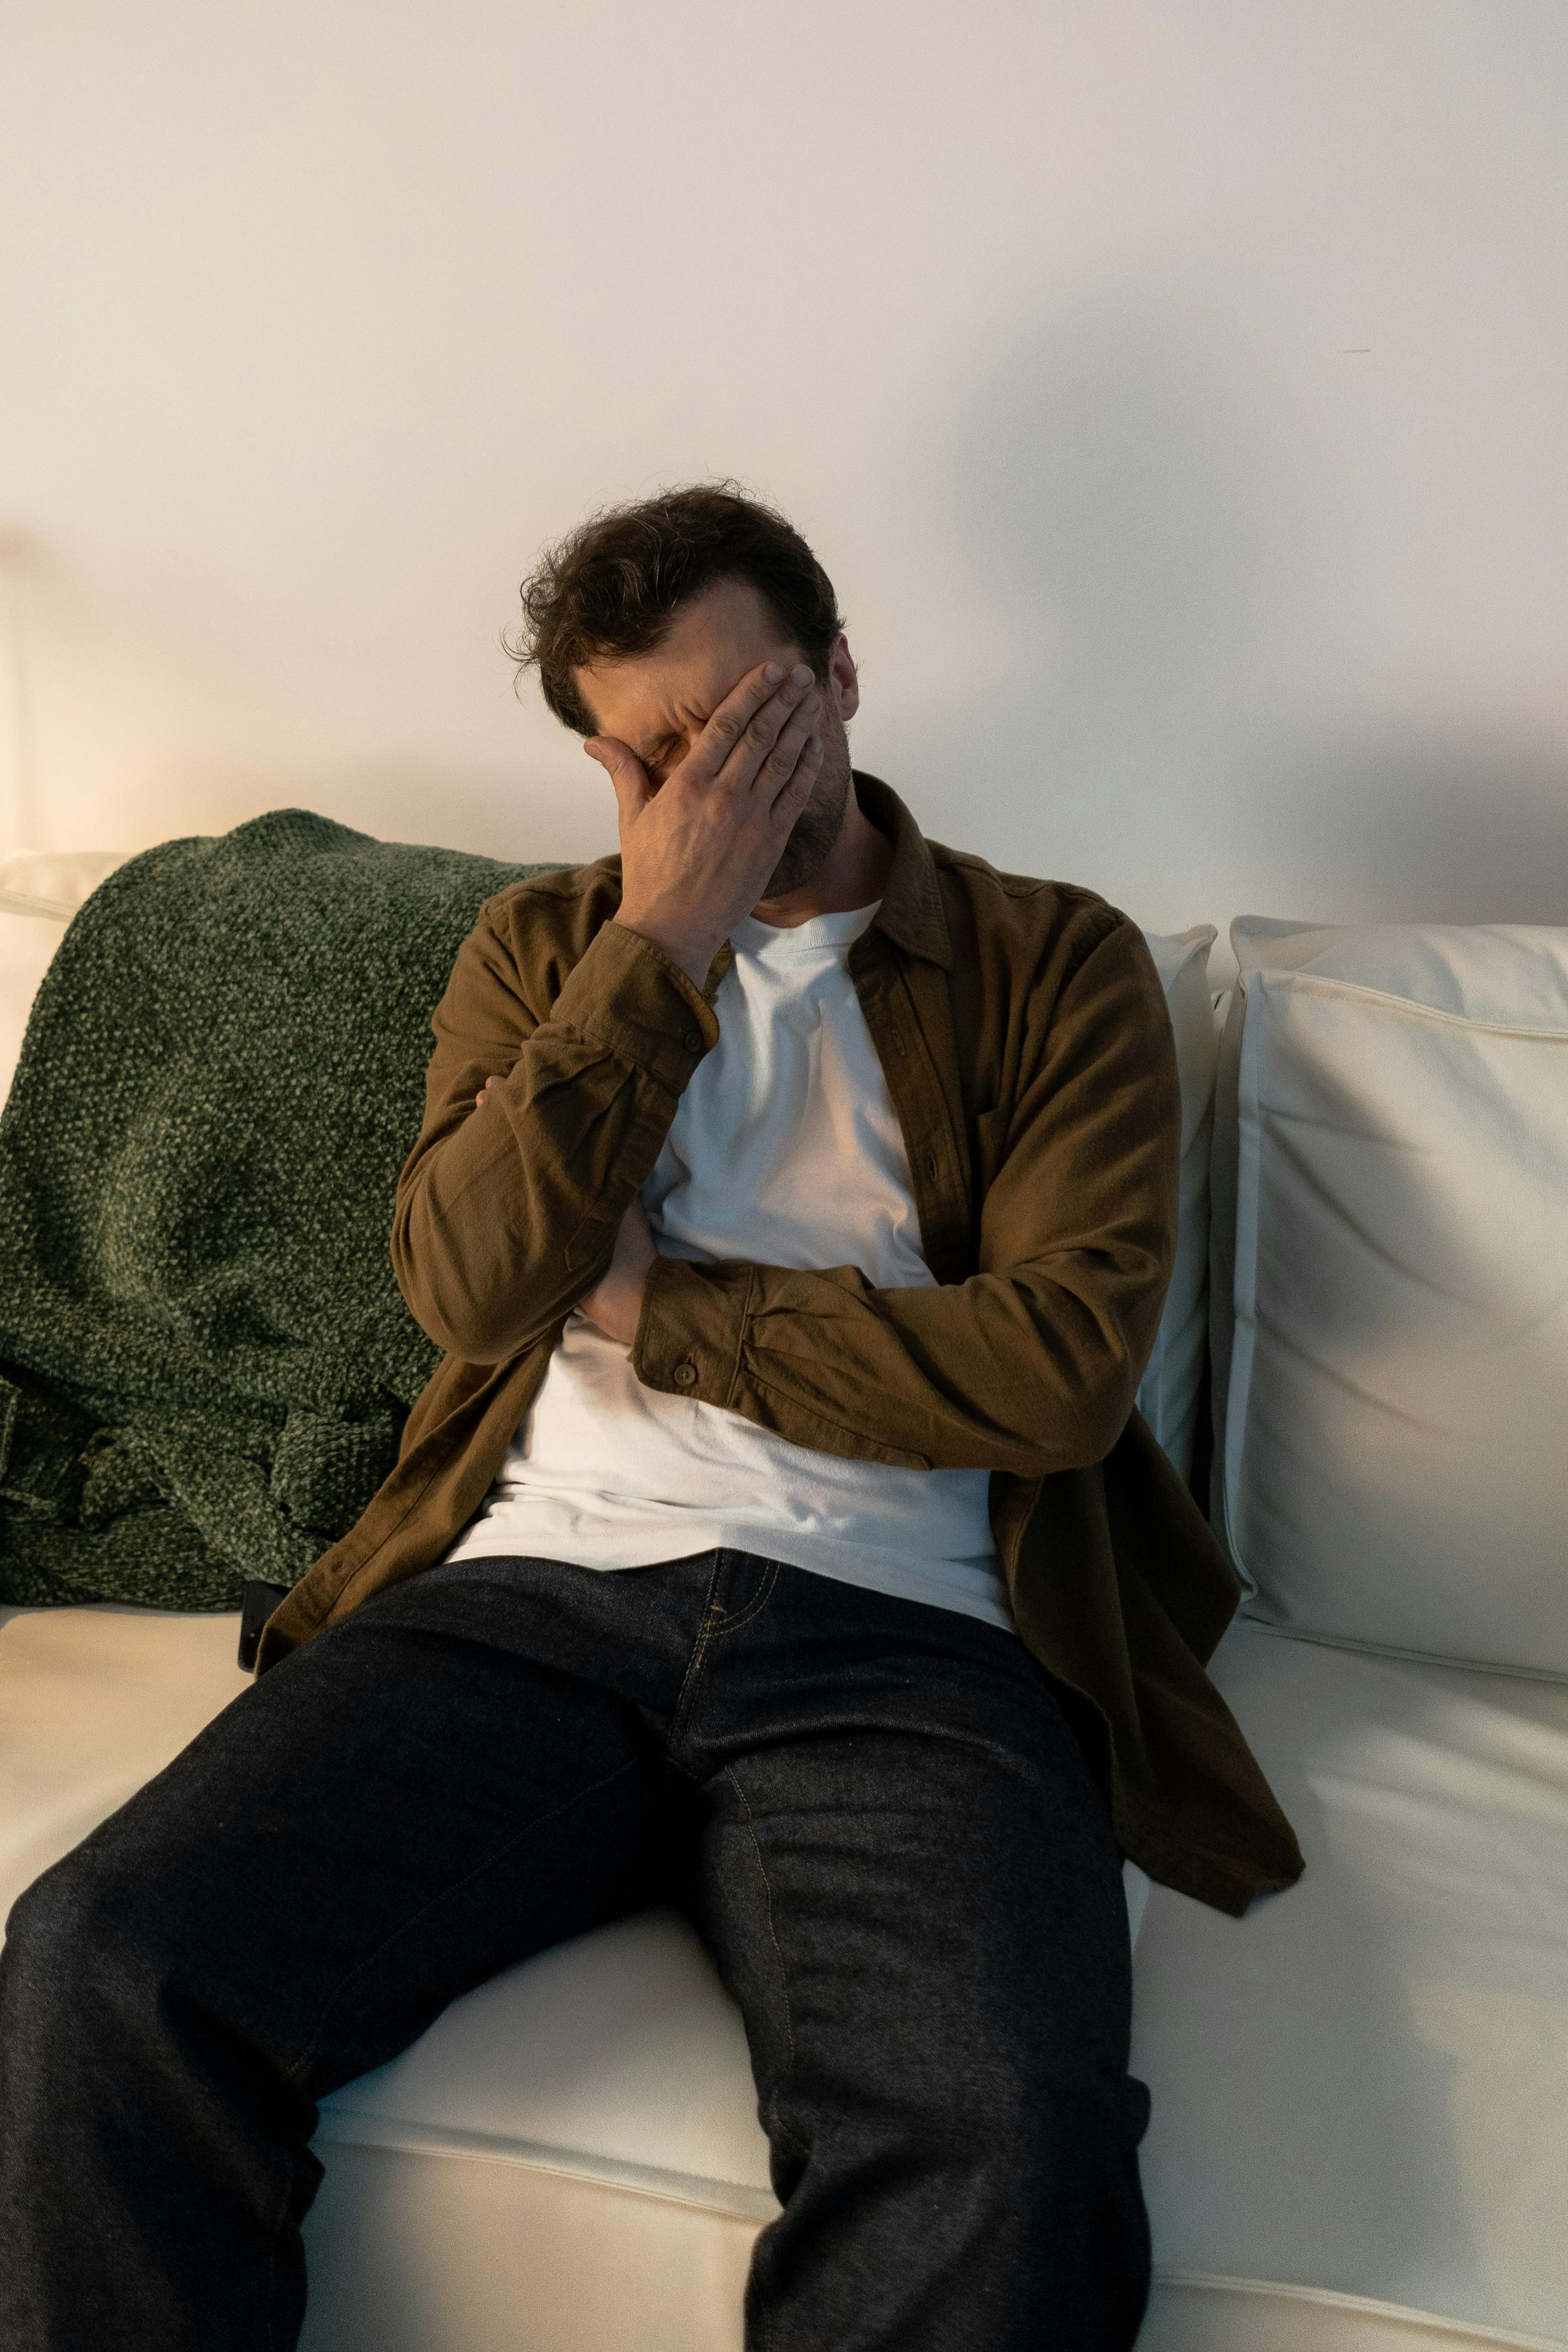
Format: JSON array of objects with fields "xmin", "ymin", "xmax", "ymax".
[{"xmin": 505, "ymin": 480, "xmax": 845, "ymax": 735}]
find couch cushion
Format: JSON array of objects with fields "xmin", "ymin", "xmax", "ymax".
[
  {"xmin": 1138, "ymin": 2276, "xmax": 1566, "ymax": 2350},
  {"xmin": 1211, "ymin": 918, "xmax": 1568, "ymax": 1676},
  {"xmin": 1132, "ymin": 1617, "xmax": 1568, "ymax": 2347},
  {"xmin": 314, "ymin": 1906, "xmax": 776, "ymax": 2213},
  {"xmin": 1135, "ymin": 926, "xmax": 1219, "ymax": 1487},
  {"xmin": 0, "ymin": 1602, "xmax": 251, "ymax": 1915}
]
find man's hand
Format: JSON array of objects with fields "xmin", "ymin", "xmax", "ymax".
[
  {"xmin": 474, "ymin": 1075, "xmax": 657, "ymax": 1347},
  {"xmin": 587, "ymin": 660, "xmax": 824, "ymax": 988}
]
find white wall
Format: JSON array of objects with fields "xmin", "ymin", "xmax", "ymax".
[{"xmin": 3, "ymin": 0, "xmax": 1565, "ymax": 962}]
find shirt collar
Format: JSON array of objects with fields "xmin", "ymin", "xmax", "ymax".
[{"xmin": 851, "ymin": 770, "xmax": 953, "ymax": 970}]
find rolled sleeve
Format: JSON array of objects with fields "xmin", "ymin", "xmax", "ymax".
[
  {"xmin": 632, "ymin": 1254, "xmax": 754, "ymax": 1406},
  {"xmin": 548, "ymin": 919, "xmax": 720, "ymax": 1088},
  {"xmin": 392, "ymin": 913, "xmax": 722, "ymax": 1364}
]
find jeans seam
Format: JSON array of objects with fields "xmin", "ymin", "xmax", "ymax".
[
  {"xmin": 706, "ymin": 1557, "xmax": 780, "ymax": 1639},
  {"xmin": 724, "ymin": 1764, "xmax": 809, "ymax": 2169},
  {"xmin": 661, "ymin": 1551, "xmax": 730, "ymax": 1767},
  {"xmin": 663, "ymin": 1622, "xmax": 718, "ymax": 1768}
]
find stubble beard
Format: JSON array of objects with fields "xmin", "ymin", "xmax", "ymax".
[{"xmin": 760, "ymin": 723, "xmax": 855, "ymax": 901}]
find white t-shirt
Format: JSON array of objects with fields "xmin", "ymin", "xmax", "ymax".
[{"xmin": 439, "ymin": 899, "xmax": 1015, "ymax": 1634}]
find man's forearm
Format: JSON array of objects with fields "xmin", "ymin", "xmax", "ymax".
[
  {"xmin": 630, "ymin": 1247, "xmax": 1170, "ymax": 1477},
  {"xmin": 392, "ymin": 917, "xmax": 716, "ymax": 1362}
]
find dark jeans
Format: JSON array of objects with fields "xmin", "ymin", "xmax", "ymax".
[{"xmin": 0, "ymin": 1549, "xmax": 1153, "ymax": 2350}]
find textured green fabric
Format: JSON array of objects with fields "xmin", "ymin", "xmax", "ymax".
[{"xmin": 0, "ymin": 808, "xmax": 564, "ymax": 1611}]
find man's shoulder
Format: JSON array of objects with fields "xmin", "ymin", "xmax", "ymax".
[
  {"xmin": 475, "ymin": 854, "xmax": 624, "ymax": 954},
  {"xmin": 925, "ymin": 838, "xmax": 1131, "ymax": 969},
  {"xmin": 928, "ymin": 835, "xmax": 1115, "ymax": 913},
  {"xmin": 424, "ymin": 855, "xmax": 627, "ymax": 1024},
  {"xmin": 480, "ymin": 851, "xmax": 621, "ymax": 915}
]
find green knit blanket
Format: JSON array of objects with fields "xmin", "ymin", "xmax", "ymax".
[{"xmin": 0, "ymin": 809, "xmax": 565, "ymax": 1611}]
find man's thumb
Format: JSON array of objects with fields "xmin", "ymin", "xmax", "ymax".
[{"xmin": 584, "ymin": 736, "xmax": 650, "ymax": 818}]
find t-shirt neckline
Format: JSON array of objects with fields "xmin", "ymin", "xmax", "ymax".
[{"xmin": 730, "ymin": 900, "xmax": 882, "ymax": 959}]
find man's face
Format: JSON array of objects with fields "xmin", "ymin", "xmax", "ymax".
[{"xmin": 573, "ymin": 576, "xmax": 861, "ymax": 902}]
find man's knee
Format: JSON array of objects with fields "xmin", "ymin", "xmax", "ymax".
[{"xmin": 3, "ymin": 1837, "xmax": 171, "ymax": 2034}]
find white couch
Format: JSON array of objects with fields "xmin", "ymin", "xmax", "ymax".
[{"xmin": 2, "ymin": 853, "xmax": 1564, "ymax": 2352}]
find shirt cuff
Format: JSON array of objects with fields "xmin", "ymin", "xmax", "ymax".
[
  {"xmin": 632, "ymin": 1254, "xmax": 755, "ymax": 1408},
  {"xmin": 546, "ymin": 918, "xmax": 719, "ymax": 1096}
]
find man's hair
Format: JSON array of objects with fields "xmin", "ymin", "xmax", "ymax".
[{"xmin": 506, "ymin": 480, "xmax": 845, "ymax": 735}]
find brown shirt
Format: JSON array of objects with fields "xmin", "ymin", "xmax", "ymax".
[{"xmin": 252, "ymin": 771, "xmax": 1304, "ymax": 1919}]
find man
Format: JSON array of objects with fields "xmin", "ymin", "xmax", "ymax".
[{"xmin": 0, "ymin": 483, "xmax": 1303, "ymax": 2349}]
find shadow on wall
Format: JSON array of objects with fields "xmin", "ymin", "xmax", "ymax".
[
  {"xmin": 1261, "ymin": 720, "xmax": 1568, "ymax": 928},
  {"xmin": 913, "ymin": 269, "xmax": 1568, "ymax": 933}
]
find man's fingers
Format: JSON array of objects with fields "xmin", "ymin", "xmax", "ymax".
[
  {"xmin": 584, "ymin": 735, "xmax": 644, "ymax": 793},
  {"xmin": 685, "ymin": 660, "xmax": 815, "ymax": 788},
  {"xmin": 757, "ymin": 696, "xmax": 820, "ymax": 792},
  {"xmin": 766, "ymin": 730, "xmax": 824, "ymax": 824},
  {"xmin": 584, "ymin": 735, "xmax": 651, "ymax": 821},
  {"xmin": 681, "ymin": 660, "xmax": 786, "ymax": 783},
  {"xmin": 719, "ymin": 666, "xmax": 818, "ymax": 794}
]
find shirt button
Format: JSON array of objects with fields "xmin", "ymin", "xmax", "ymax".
[
  {"xmin": 673, "ymin": 1360, "xmax": 698, "ymax": 1388},
  {"xmin": 682, "ymin": 1030, "xmax": 703, "ymax": 1054},
  {"xmin": 888, "ymin": 1027, "xmax": 905, "ymax": 1054},
  {"xmin": 924, "ymin": 1149, "xmax": 939, "ymax": 1180}
]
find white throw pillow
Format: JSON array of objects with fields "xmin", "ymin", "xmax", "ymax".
[
  {"xmin": 0, "ymin": 914, "xmax": 67, "ymax": 1114},
  {"xmin": 1134, "ymin": 926, "xmax": 1218, "ymax": 1486},
  {"xmin": 1211, "ymin": 915, "xmax": 1568, "ymax": 1679},
  {"xmin": 0, "ymin": 850, "xmax": 131, "ymax": 1113},
  {"xmin": 0, "ymin": 848, "xmax": 131, "ymax": 919}
]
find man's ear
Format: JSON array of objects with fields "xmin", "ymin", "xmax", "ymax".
[{"xmin": 828, "ymin": 632, "xmax": 860, "ymax": 722}]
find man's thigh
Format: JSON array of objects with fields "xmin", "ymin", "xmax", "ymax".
[
  {"xmin": 683, "ymin": 1616, "xmax": 1151, "ymax": 2346},
  {"xmin": 693, "ymin": 1650, "xmax": 1138, "ymax": 2149},
  {"xmin": 5, "ymin": 1574, "xmax": 670, "ymax": 2102}
]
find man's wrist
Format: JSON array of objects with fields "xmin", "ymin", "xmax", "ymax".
[
  {"xmin": 581, "ymin": 1260, "xmax": 650, "ymax": 1347},
  {"xmin": 611, "ymin": 911, "xmax": 719, "ymax": 992}
]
